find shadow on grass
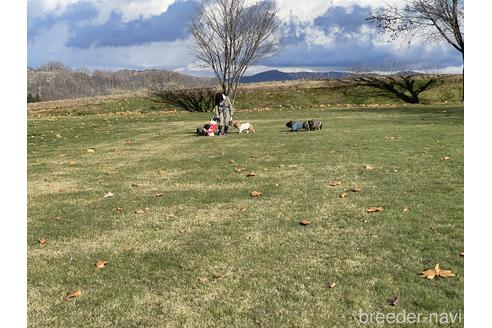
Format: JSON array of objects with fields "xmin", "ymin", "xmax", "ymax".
[{"xmin": 333, "ymin": 106, "xmax": 464, "ymax": 125}]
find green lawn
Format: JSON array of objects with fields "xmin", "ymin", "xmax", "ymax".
[{"xmin": 28, "ymin": 105, "xmax": 464, "ymax": 327}]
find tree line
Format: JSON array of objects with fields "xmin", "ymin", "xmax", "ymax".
[{"xmin": 27, "ymin": 61, "xmax": 215, "ymax": 101}]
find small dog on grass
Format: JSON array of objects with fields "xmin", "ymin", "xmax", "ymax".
[
  {"xmin": 232, "ymin": 121, "xmax": 255, "ymax": 133},
  {"xmin": 286, "ymin": 120, "xmax": 322, "ymax": 132},
  {"xmin": 307, "ymin": 120, "xmax": 322, "ymax": 130},
  {"xmin": 286, "ymin": 121, "xmax": 306, "ymax": 132}
]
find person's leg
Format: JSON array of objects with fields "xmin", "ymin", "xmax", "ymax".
[
  {"xmin": 218, "ymin": 111, "xmax": 225, "ymax": 135},
  {"xmin": 223, "ymin": 110, "xmax": 231, "ymax": 135}
]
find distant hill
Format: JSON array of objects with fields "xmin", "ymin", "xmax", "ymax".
[
  {"xmin": 240, "ymin": 70, "xmax": 353, "ymax": 83},
  {"xmin": 27, "ymin": 62, "xmax": 215, "ymax": 101},
  {"xmin": 27, "ymin": 61, "xmax": 436, "ymax": 102}
]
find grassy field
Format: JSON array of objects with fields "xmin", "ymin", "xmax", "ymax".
[
  {"xmin": 27, "ymin": 77, "xmax": 463, "ymax": 117},
  {"xmin": 28, "ymin": 85, "xmax": 464, "ymax": 327}
]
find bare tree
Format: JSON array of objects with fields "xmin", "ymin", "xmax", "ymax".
[
  {"xmin": 190, "ymin": 0, "xmax": 280, "ymax": 102},
  {"xmin": 369, "ymin": 0, "xmax": 463, "ymax": 99},
  {"xmin": 369, "ymin": 0, "xmax": 464, "ymax": 57},
  {"xmin": 291, "ymin": 71, "xmax": 328, "ymax": 82},
  {"xmin": 28, "ymin": 63, "xmax": 216, "ymax": 101}
]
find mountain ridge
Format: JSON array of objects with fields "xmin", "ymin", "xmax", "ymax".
[{"xmin": 240, "ymin": 70, "xmax": 353, "ymax": 83}]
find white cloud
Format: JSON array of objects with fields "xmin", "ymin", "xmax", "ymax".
[
  {"xmin": 29, "ymin": 0, "xmax": 407, "ymax": 23},
  {"xmin": 302, "ymin": 25, "xmax": 336, "ymax": 47},
  {"xmin": 275, "ymin": 0, "xmax": 407, "ymax": 23},
  {"xmin": 91, "ymin": 0, "xmax": 176, "ymax": 23},
  {"xmin": 28, "ymin": 0, "xmax": 176, "ymax": 23},
  {"xmin": 32, "ymin": 0, "xmax": 80, "ymax": 12},
  {"xmin": 115, "ymin": 0, "xmax": 174, "ymax": 21},
  {"xmin": 28, "ymin": 21, "xmax": 194, "ymax": 69}
]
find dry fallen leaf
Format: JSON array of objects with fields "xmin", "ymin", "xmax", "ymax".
[
  {"xmin": 155, "ymin": 193, "xmax": 163, "ymax": 197},
  {"xmin": 299, "ymin": 219, "xmax": 311, "ymax": 226},
  {"xmin": 339, "ymin": 192, "xmax": 348, "ymax": 198},
  {"xmin": 363, "ymin": 165, "xmax": 375, "ymax": 171},
  {"xmin": 420, "ymin": 264, "xmax": 455, "ymax": 279},
  {"xmin": 63, "ymin": 290, "xmax": 81, "ymax": 300},
  {"xmin": 328, "ymin": 282, "xmax": 336, "ymax": 288},
  {"xmin": 390, "ymin": 295, "xmax": 400, "ymax": 306},
  {"xmin": 212, "ymin": 273, "xmax": 223, "ymax": 279},
  {"xmin": 96, "ymin": 260, "xmax": 108, "ymax": 269},
  {"xmin": 103, "ymin": 192, "xmax": 114, "ymax": 198},
  {"xmin": 249, "ymin": 191, "xmax": 263, "ymax": 198},
  {"xmin": 246, "ymin": 172, "xmax": 256, "ymax": 177},
  {"xmin": 329, "ymin": 180, "xmax": 341, "ymax": 186},
  {"xmin": 86, "ymin": 148, "xmax": 95, "ymax": 153},
  {"xmin": 367, "ymin": 207, "xmax": 384, "ymax": 213}
]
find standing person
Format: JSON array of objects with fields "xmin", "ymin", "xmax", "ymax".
[{"xmin": 214, "ymin": 92, "xmax": 234, "ymax": 136}]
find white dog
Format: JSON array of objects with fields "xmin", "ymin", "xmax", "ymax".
[{"xmin": 232, "ymin": 121, "xmax": 255, "ymax": 133}]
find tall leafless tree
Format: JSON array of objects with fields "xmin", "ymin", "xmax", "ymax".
[
  {"xmin": 369, "ymin": 0, "xmax": 464, "ymax": 57},
  {"xmin": 369, "ymin": 0, "xmax": 463, "ymax": 99},
  {"xmin": 190, "ymin": 0, "xmax": 280, "ymax": 102}
]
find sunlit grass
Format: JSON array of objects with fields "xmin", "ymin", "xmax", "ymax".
[{"xmin": 28, "ymin": 105, "xmax": 463, "ymax": 327}]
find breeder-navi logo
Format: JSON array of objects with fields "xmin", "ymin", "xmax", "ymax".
[{"xmin": 358, "ymin": 309, "xmax": 463, "ymax": 325}]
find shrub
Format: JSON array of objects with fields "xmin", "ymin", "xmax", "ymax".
[
  {"xmin": 27, "ymin": 93, "xmax": 41, "ymax": 103},
  {"xmin": 152, "ymin": 87, "xmax": 217, "ymax": 112}
]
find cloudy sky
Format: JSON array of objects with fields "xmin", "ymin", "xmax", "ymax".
[{"xmin": 27, "ymin": 0, "xmax": 463, "ymax": 76}]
